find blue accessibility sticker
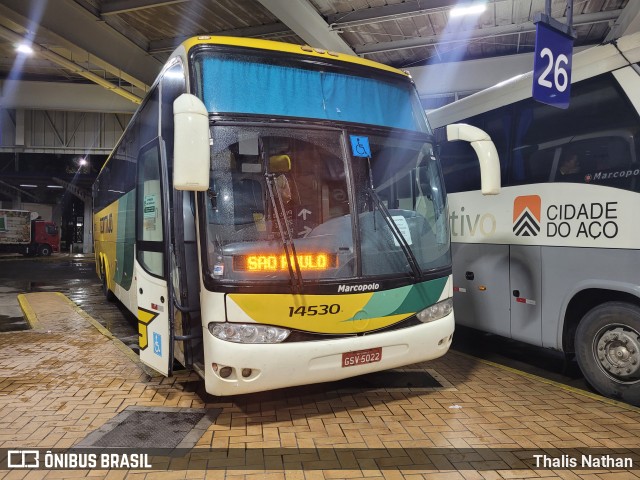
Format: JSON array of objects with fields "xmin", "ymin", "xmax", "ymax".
[
  {"xmin": 350, "ymin": 135, "xmax": 371, "ymax": 158},
  {"xmin": 153, "ymin": 332, "xmax": 162, "ymax": 357}
]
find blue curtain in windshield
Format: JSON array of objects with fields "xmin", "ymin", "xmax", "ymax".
[{"xmin": 201, "ymin": 57, "xmax": 422, "ymax": 131}]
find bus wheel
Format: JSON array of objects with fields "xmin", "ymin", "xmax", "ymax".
[
  {"xmin": 101, "ymin": 263, "xmax": 114, "ymax": 301},
  {"xmin": 575, "ymin": 302, "xmax": 640, "ymax": 406}
]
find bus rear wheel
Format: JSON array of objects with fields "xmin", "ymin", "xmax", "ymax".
[{"xmin": 575, "ymin": 301, "xmax": 640, "ymax": 406}]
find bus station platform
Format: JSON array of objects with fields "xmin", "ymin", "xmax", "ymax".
[{"xmin": 1, "ymin": 292, "xmax": 640, "ymax": 479}]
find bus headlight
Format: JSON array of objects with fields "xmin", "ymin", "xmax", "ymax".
[
  {"xmin": 416, "ymin": 298, "xmax": 453, "ymax": 323},
  {"xmin": 208, "ymin": 322, "xmax": 290, "ymax": 344}
]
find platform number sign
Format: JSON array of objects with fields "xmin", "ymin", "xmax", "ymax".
[{"xmin": 533, "ymin": 21, "xmax": 574, "ymax": 109}]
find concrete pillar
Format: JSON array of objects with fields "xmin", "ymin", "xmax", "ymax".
[{"xmin": 83, "ymin": 198, "xmax": 92, "ymax": 253}]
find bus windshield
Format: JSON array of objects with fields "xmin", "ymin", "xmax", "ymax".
[
  {"xmin": 192, "ymin": 50, "xmax": 429, "ymax": 133},
  {"xmin": 204, "ymin": 125, "xmax": 450, "ymax": 285}
]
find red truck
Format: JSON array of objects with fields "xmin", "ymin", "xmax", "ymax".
[{"xmin": 0, "ymin": 209, "xmax": 60, "ymax": 256}]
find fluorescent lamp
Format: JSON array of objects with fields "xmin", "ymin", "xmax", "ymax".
[
  {"xmin": 19, "ymin": 184, "xmax": 37, "ymax": 188},
  {"xmin": 47, "ymin": 185, "xmax": 64, "ymax": 189},
  {"xmin": 450, "ymin": 4, "xmax": 486, "ymax": 17}
]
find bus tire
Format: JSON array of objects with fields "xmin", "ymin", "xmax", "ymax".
[
  {"xmin": 575, "ymin": 301, "xmax": 640, "ymax": 406},
  {"xmin": 101, "ymin": 262, "xmax": 115, "ymax": 302}
]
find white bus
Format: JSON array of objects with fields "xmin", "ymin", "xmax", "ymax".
[
  {"xmin": 93, "ymin": 36, "xmax": 500, "ymax": 396},
  {"xmin": 428, "ymin": 32, "xmax": 640, "ymax": 405}
]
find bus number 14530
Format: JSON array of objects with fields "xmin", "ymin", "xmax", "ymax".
[{"xmin": 288, "ymin": 304, "xmax": 341, "ymax": 317}]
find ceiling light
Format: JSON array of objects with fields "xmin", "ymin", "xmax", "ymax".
[
  {"xmin": 47, "ymin": 185, "xmax": 63, "ymax": 189},
  {"xmin": 19, "ymin": 184, "xmax": 37, "ymax": 188},
  {"xmin": 450, "ymin": 3, "xmax": 487, "ymax": 17},
  {"xmin": 16, "ymin": 43, "xmax": 34, "ymax": 55}
]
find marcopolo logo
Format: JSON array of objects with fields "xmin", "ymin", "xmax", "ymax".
[
  {"xmin": 337, "ymin": 283, "xmax": 380, "ymax": 293},
  {"xmin": 513, "ymin": 195, "xmax": 541, "ymax": 237}
]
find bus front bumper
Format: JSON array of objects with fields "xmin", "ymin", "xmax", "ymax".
[{"xmin": 202, "ymin": 313, "xmax": 455, "ymax": 396}]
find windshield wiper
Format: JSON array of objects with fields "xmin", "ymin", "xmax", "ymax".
[
  {"xmin": 367, "ymin": 188, "xmax": 422, "ymax": 280},
  {"xmin": 363, "ymin": 156, "xmax": 421, "ymax": 280},
  {"xmin": 262, "ymin": 148, "xmax": 303, "ymax": 293}
]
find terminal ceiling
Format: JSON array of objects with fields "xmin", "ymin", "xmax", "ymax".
[
  {"xmin": 0, "ymin": 0, "xmax": 638, "ymax": 202},
  {"xmin": 0, "ymin": 0, "xmax": 637, "ymax": 111}
]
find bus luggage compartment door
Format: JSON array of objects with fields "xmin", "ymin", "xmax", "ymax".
[
  {"xmin": 451, "ymin": 242, "xmax": 510, "ymax": 337},
  {"xmin": 509, "ymin": 245, "xmax": 542, "ymax": 345}
]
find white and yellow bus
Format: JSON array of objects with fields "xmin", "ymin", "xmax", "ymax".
[
  {"xmin": 93, "ymin": 36, "xmax": 499, "ymax": 395},
  {"xmin": 428, "ymin": 32, "xmax": 640, "ymax": 405}
]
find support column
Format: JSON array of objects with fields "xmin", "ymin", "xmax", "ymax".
[
  {"xmin": 83, "ymin": 199, "xmax": 92, "ymax": 254},
  {"xmin": 13, "ymin": 109, "xmax": 24, "ymax": 207}
]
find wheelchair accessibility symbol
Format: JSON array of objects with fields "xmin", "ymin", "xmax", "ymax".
[
  {"xmin": 153, "ymin": 332, "xmax": 162, "ymax": 357},
  {"xmin": 350, "ymin": 135, "xmax": 371, "ymax": 158}
]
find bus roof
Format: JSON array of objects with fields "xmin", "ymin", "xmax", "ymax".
[
  {"xmin": 428, "ymin": 31, "xmax": 640, "ymax": 129},
  {"xmin": 179, "ymin": 36, "xmax": 410, "ymax": 78}
]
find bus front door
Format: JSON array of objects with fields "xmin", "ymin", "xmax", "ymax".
[{"xmin": 135, "ymin": 139, "xmax": 172, "ymax": 376}]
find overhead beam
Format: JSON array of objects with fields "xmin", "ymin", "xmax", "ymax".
[
  {"xmin": 256, "ymin": 0, "xmax": 354, "ymax": 55},
  {"xmin": 0, "ymin": 25, "xmax": 142, "ymax": 104},
  {"xmin": 148, "ymin": 22, "xmax": 291, "ymax": 53},
  {"xmin": 0, "ymin": 81, "xmax": 137, "ymax": 113},
  {"xmin": 101, "ymin": 0, "xmax": 189, "ymax": 16},
  {"xmin": 355, "ymin": 10, "xmax": 622, "ymax": 55},
  {"xmin": 0, "ymin": 3, "xmax": 150, "ymax": 92},
  {"xmin": 52, "ymin": 177, "xmax": 91, "ymax": 202},
  {"xmin": 408, "ymin": 45, "xmax": 593, "ymax": 97},
  {"xmin": 0, "ymin": 0, "xmax": 162, "ymax": 86},
  {"xmin": 605, "ymin": 0, "xmax": 640, "ymax": 41},
  {"xmin": 327, "ymin": 0, "xmax": 459, "ymax": 29}
]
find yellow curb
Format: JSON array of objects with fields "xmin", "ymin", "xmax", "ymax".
[
  {"xmin": 17, "ymin": 293, "xmax": 41, "ymax": 330},
  {"xmin": 450, "ymin": 349, "xmax": 640, "ymax": 414},
  {"xmin": 53, "ymin": 292, "xmax": 160, "ymax": 378}
]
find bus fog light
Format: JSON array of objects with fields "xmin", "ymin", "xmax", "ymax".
[
  {"xmin": 416, "ymin": 298, "xmax": 453, "ymax": 323},
  {"xmin": 242, "ymin": 368, "xmax": 252, "ymax": 378},
  {"xmin": 208, "ymin": 322, "xmax": 290, "ymax": 343},
  {"xmin": 219, "ymin": 366, "xmax": 233, "ymax": 378}
]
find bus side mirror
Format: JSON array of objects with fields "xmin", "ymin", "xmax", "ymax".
[
  {"xmin": 173, "ymin": 93, "xmax": 210, "ymax": 191},
  {"xmin": 446, "ymin": 123, "xmax": 501, "ymax": 195}
]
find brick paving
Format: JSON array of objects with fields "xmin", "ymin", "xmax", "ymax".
[{"xmin": 0, "ymin": 292, "xmax": 639, "ymax": 479}]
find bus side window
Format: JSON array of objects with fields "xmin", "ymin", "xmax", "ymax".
[
  {"xmin": 513, "ymin": 147, "xmax": 556, "ymax": 185},
  {"xmin": 509, "ymin": 73, "xmax": 640, "ymax": 189},
  {"xmin": 554, "ymin": 136, "xmax": 635, "ymax": 188},
  {"xmin": 136, "ymin": 141, "xmax": 164, "ymax": 277},
  {"xmin": 439, "ymin": 138, "xmax": 480, "ymax": 193},
  {"xmin": 161, "ymin": 61, "xmax": 186, "ymax": 173}
]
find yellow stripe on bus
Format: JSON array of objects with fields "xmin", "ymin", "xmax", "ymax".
[
  {"xmin": 228, "ymin": 292, "xmax": 411, "ymax": 334},
  {"xmin": 181, "ymin": 36, "xmax": 409, "ymax": 78}
]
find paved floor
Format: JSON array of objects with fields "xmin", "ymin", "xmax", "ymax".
[{"xmin": 1, "ymin": 292, "xmax": 639, "ymax": 479}]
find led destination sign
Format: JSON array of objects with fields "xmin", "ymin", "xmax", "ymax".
[{"xmin": 234, "ymin": 253, "xmax": 337, "ymax": 272}]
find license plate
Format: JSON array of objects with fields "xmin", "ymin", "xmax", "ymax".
[{"xmin": 342, "ymin": 347, "xmax": 382, "ymax": 367}]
